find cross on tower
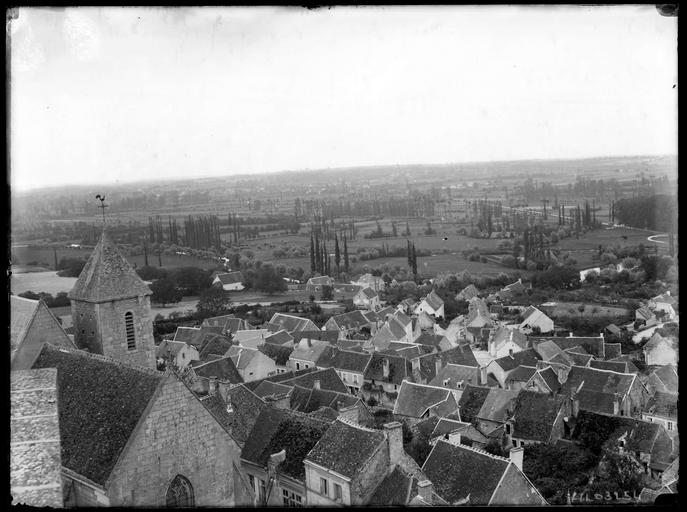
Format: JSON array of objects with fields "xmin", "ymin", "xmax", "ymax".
[{"xmin": 95, "ymin": 194, "xmax": 109, "ymax": 225}]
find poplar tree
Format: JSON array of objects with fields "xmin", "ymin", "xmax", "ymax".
[
  {"xmin": 343, "ymin": 233, "xmax": 350, "ymax": 273},
  {"xmin": 334, "ymin": 234, "xmax": 341, "ymax": 276}
]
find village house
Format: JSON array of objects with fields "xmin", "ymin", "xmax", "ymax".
[
  {"xmin": 268, "ymin": 313, "xmax": 319, "ymax": 333},
  {"xmin": 324, "ymin": 310, "xmax": 376, "ymax": 339},
  {"xmin": 258, "ymin": 344, "xmax": 294, "ymax": 374},
  {"xmin": 642, "ymin": 391, "xmax": 678, "ymax": 437},
  {"xmin": 351, "ymin": 273, "xmax": 386, "ymax": 292},
  {"xmin": 579, "ymin": 267, "xmax": 601, "ymax": 282},
  {"xmin": 421, "ymin": 441, "xmax": 547, "ymax": 505},
  {"xmin": 31, "ymin": 345, "xmax": 249, "ymax": 507},
  {"xmin": 464, "ymin": 299, "xmax": 495, "ymax": 346},
  {"xmin": 186, "ymin": 357, "xmax": 244, "ymax": 395},
  {"xmin": 212, "ymin": 271, "xmax": 245, "ymax": 291},
  {"xmin": 264, "ymin": 329, "xmax": 295, "ymax": 347},
  {"xmin": 506, "ymin": 390, "xmax": 571, "ymax": 447},
  {"xmin": 10, "ymin": 295, "xmax": 76, "ymax": 370},
  {"xmin": 456, "ymin": 283, "xmax": 480, "ymax": 302},
  {"xmin": 429, "ymin": 363, "xmax": 482, "ymax": 400},
  {"xmin": 393, "ymin": 381, "xmax": 459, "ymax": 425},
  {"xmin": 496, "ymin": 278, "xmax": 529, "ymax": 302},
  {"xmin": 155, "ymin": 339, "xmax": 199, "ymax": 369},
  {"xmin": 646, "ymin": 364, "xmax": 678, "ymax": 396},
  {"xmin": 396, "ymin": 298, "xmax": 417, "ymax": 315},
  {"xmin": 505, "ymin": 366, "xmax": 560, "ymax": 394},
  {"xmin": 486, "ymin": 348, "xmax": 542, "ymax": 388},
  {"xmin": 240, "ymin": 407, "xmax": 332, "ymax": 506},
  {"xmin": 519, "ymin": 306, "xmax": 554, "ymax": 335},
  {"xmin": 530, "ymin": 333, "xmax": 606, "ymax": 358},
  {"xmin": 635, "ymin": 305, "xmax": 658, "ymax": 327},
  {"xmin": 317, "ymin": 348, "xmax": 372, "ymax": 395},
  {"xmin": 470, "ymin": 387, "xmax": 520, "ymax": 435},
  {"xmin": 488, "ymin": 326, "xmax": 529, "ymax": 358},
  {"xmin": 352, "ymin": 287, "xmax": 381, "ymax": 310},
  {"xmin": 414, "ymin": 290, "xmax": 445, "ymax": 319},
  {"xmin": 288, "ymin": 338, "xmax": 332, "ymax": 372},
  {"xmin": 362, "ymin": 353, "xmax": 413, "ymax": 409},
  {"xmin": 415, "ymin": 331, "xmax": 453, "ymax": 352},
  {"xmin": 643, "ymin": 332, "xmax": 678, "ymax": 366},
  {"xmin": 304, "ymin": 419, "xmax": 426, "ymax": 506},
  {"xmin": 589, "ymin": 359, "xmax": 639, "ymax": 374},
  {"xmin": 201, "ymin": 314, "xmax": 252, "ymax": 335},
  {"xmin": 233, "ymin": 329, "xmax": 268, "ymax": 349},
  {"xmin": 11, "ymin": 368, "xmax": 65, "ymax": 508},
  {"xmin": 649, "ymin": 291, "xmax": 677, "ymax": 320},
  {"xmin": 226, "ymin": 346, "xmax": 278, "ymax": 382},
  {"xmin": 305, "ymin": 276, "xmax": 334, "ymax": 293}
]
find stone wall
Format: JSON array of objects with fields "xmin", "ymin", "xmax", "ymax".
[{"xmin": 105, "ymin": 375, "xmax": 246, "ymax": 506}]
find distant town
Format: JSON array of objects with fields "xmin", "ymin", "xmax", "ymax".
[{"xmin": 10, "ymin": 155, "xmax": 678, "ymax": 506}]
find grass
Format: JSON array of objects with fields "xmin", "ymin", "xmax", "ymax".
[{"xmin": 543, "ymin": 302, "xmax": 631, "ymax": 319}]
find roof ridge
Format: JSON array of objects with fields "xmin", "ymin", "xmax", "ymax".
[
  {"xmin": 441, "ymin": 439, "xmax": 511, "ymax": 463},
  {"xmin": 336, "ymin": 416, "xmax": 382, "ymax": 433},
  {"xmin": 42, "ymin": 344, "xmax": 162, "ymax": 376}
]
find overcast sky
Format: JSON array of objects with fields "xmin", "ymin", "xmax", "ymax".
[{"xmin": 10, "ymin": 6, "xmax": 677, "ymax": 191}]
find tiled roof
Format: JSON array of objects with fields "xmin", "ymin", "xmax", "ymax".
[
  {"xmin": 155, "ymin": 339, "xmax": 187, "ymax": 358},
  {"xmin": 358, "ymin": 287, "xmax": 378, "ymax": 299},
  {"xmin": 424, "ymin": 290, "xmax": 444, "ymax": 311},
  {"xmin": 31, "ymin": 345, "xmax": 162, "ymax": 485},
  {"xmin": 415, "ymin": 332, "xmax": 447, "ymax": 348},
  {"xmin": 537, "ymin": 366, "xmax": 561, "ymax": 393},
  {"xmin": 305, "ymin": 419, "xmax": 386, "ymax": 479},
  {"xmin": 604, "ymin": 342, "xmax": 622, "ymax": 359},
  {"xmin": 429, "ymin": 363, "xmax": 479, "ymax": 388},
  {"xmin": 281, "ymin": 367, "xmax": 349, "ymax": 394},
  {"xmin": 605, "ymin": 324, "xmax": 622, "ymax": 337},
  {"xmin": 644, "ymin": 333, "xmax": 676, "ymax": 353},
  {"xmin": 264, "ymin": 329, "xmax": 294, "ymax": 346},
  {"xmin": 198, "ymin": 334, "xmax": 233, "ymax": 360},
  {"xmin": 440, "ymin": 344, "xmax": 479, "ymax": 367},
  {"xmin": 242, "ymin": 367, "xmax": 316, "ymax": 391},
  {"xmin": 10, "ymin": 368, "xmax": 63, "ymax": 508},
  {"xmin": 198, "ymin": 393, "xmax": 234, "ymax": 434},
  {"xmin": 327, "ymin": 348, "xmax": 372, "ymax": 374},
  {"xmin": 225, "ymin": 384, "xmax": 267, "ymax": 445},
  {"xmin": 290, "ymin": 330, "xmax": 340, "ymax": 344},
  {"xmin": 457, "ymin": 385, "xmax": 491, "ymax": 423},
  {"xmin": 491, "ymin": 326, "xmax": 528, "ymax": 350},
  {"xmin": 456, "ymin": 284, "xmax": 480, "ymax": 301},
  {"xmin": 10, "ymin": 296, "xmax": 40, "ymax": 353},
  {"xmin": 174, "ymin": 326, "xmax": 202, "ymax": 345},
  {"xmin": 652, "ymin": 292, "xmax": 677, "ymax": 305},
  {"xmin": 289, "ymin": 338, "xmax": 331, "ymax": 364},
  {"xmin": 369, "ymin": 466, "xmax": 414, "ymax": 505},
  {"xmin": 590, "ymin": 359, "xmax": 638, "ymax": 374},
  {"xmin": 258, "ymin": 343, "xmax": 294, "ymax": 366},
  {"xmin": 290, "ymin": 385, "xmax": 360, "ymax": 414},
  {"xmin": 306, "ymin": 276, "xmax": 334, "ymax": 286},
  {"xmin": 476, "ymin": 388, "xmax": 519, "ymax": 423},
  {"xmin": 241, "ymin": 407, "xmax": 331, "ymax": 481},
  {"xmin": 644, "ymin": 392, "xmax": 678, "ymax": 420},
  {"xmin": 68, "ymin": 230, "xmax": 152, "ymax": 302},
  {"xmin": 192, "ymin": 356, "xmax": 243, "ymax": 384},
  {"xmin": 430, "ymin": 418, "xmax": 471, "ymax": 439},
  {"xmin": 650, "ymin": 365, "xmax": 678, "ymax": 394},
  {"xmin": 563, "ymin": 365, "xmax": 636, "ymax": 397},
  {"xmin": 365, "ymin": 352, "xmax": 413, "ymax": 386},
  {"xmin": 328, "ymin": 310, "xmax": 373, "ymax": 331},
  {"xmin": 393, "ymin": 381, "xmax": 454, "ymax": 418},
  {"xmin": 532, "ymin": 335, "xmax": 605, "ymax": 357},
  {"xmin": 505, "ymin": 365, "xmax": 538, "ymax": 384},
  {"xmin": 268, "ymin": 313, "xmax": 319, "ymax": 333},
  {"xmin": 201, "ymin": 315, "xmax": 250, "ymax": 334},
  {"xmin": 215, "ymin": 271, "xmax": 243, "ymax": 285},
  {"xmin": 308, "ymin": 406, "xmax": 340, "ymax": 422},
  {"xmin": 393, "ymin": 310, "xmax": 413, "ymax": 327},
  {"xmin": 492, "ymin": 348, "xmax": 541, "ymax": 372},
  {"xmin": 562, "ymin": 350, "xmax": 592, "ymax": 367},
  {"xmin": 252, "ymin": 380, "xmax": 293, "ymax": 399},
  {"xmin": 636, "ymin": 306, "xmax": 654, "ymax": 320},
  {"xmin": 422, "ymin": 440, "xmax": 510, "ymax": 505},
  {"xmin": 512, "ymin": 391, "xmax": 565, "ymax": 442}
]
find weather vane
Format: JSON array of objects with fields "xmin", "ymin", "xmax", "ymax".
[{"xmin": 95, "ymin": 194, "xmax": 109, "ymax": 225}]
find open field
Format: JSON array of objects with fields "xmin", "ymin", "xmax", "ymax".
[
  {"xmin": 11, "ymin": 271, "xmax": 78, "ymax": 296},
  {"xmin": 541, "ymin": 301, "xmax": 632, "ymax": 319},
  {"xmin": 555, "ymin": 226, "xmax": 666, "ymax": 252}
]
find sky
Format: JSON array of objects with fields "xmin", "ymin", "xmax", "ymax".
[{"xmin": 9, "ymin": 6, "xmax": 678, "ymax": 191}]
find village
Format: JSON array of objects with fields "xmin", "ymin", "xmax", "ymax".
[{"xmin": 10, "ymin": 222, "xmax": 679, "ymax": 507}]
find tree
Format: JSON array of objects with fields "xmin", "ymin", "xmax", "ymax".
[
  {"xmin": 310, "ymin": 235, "xmax": 316, "ymax": 272},
  {"xmin": 343, "ymin": 233, "xmax": 350, "ymax": 273},
  {"xmin": 196, "ymin": 286, "xmax": 232, "ymax": 318},
  {"xmin": 321, "ymin": 284, "xmax": 334, "ymax": 301},
  {"xmin": 411, "ymin": 243, "xmax": 418, "ymax": 277},
  {"xmin": 150, "ymin": 278, "xmax": 183, "ymax": 307},
  {"xmin": 334, "ymin": 234, "xmax": 341, "ymax": 276}
]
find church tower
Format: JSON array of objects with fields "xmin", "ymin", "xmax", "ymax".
[{"xmin": 68, "ymin": 229, "xmax": 157, "ymax": 369}]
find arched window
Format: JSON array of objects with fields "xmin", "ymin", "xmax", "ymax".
[
  {"xmin": 125, "ymin": 312, "xmax": 136, "ymax": 350},
  {"xmin": 166, "ymin": 475, "xmax": 194, "ymax": 507}
]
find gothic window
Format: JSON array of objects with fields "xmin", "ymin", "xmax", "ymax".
[
  {"xmin": 125, "ymin": 312, "xmax": 136, "ymax": 350},
  {"xmin": 166, "ymin": 475, "xmax": 194, "ymax": 507}
]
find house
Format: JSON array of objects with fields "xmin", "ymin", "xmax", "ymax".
[
  {"xmin": 603, "ymin": 342, "xmax": 623, "ymax": 359},
  {"xmin": 371, "ymin": 468, "xmax": 444, "ymax": 506},
  {"xmin": 212, "ymin": 271, "xmax": 245, "ymax": 291},
  {"xmin": 268, "ymin": 313, "xmax": 319, "ymax": 333},
  {"xmin": 10, "ymin": 295, "xmax": 76, "ymax": 370},
  {"xmin": 220, "ymin": 384, "xmax": 268, "ymax": 447},
  {"xmin": 317, "ymin": 348, "xmax": 372, "ymax": 395},
  {"xmin": 415, "ymin": 332, "xmax": 453, "ymax": 352},
  {"xmin": 414, "ymin": 290, "xmax": 445, "ymax": 319},
  {"xmin": 291, "ymin": 330, "xmax": 340, "ymax": 345},
  {"xmin": 366, "ymin": 318, "xmax": 411, "ymax": 351},
  {"xmin": 530, "ymin": 333, "xmax": 606, "ymax": 358},
  {"xmin": 429, "ymin": 363, "xmax": 481, "ymax": 403},
  {"xmin": 504, "ymin": 366, "xmax": 560, "ymax": 394},
  {"xmin": 589, "ymin": 359, "xmax": 639, "ymax": 374},
  {"xmin": 456, "ymin": 284, "xmax": 480, "ymax": 302},
  {"xmin": 519, "ymin": 306, "xmax": 554, "ymax": 335},
  {"xmin": 497, "ymin": 278, "xmax": 529, "ymax": 302},
  {"xmin": 11, "ymin": 368, "xmax": 65, "ymax": 507},
  {"xmin": 396, "ymin": 298, "xmax": 417, "ymax": 315},
  {"xmin": 422, "ymin": 440, "xmax": 547, "ymax": 505},
  {"xmin": 646, "ymin": 364, "xmax": 678, "ymax": 395},
  {"xmin": 226, "ymin": 346, "xmax": 278, "ymax": 382},
  {"xmin": 643, "ymin": 333, "xmax": 678, "ymax": 366},
  {"xmin": 173, "ymin": 326, "xmax": 205, "ymax": 348},
  {"xmin": 187, "ymin": 356, "xmax": 244, "ymax": 395},
  {"xmin": 31, "ymin": 344, "xmax": 248, "ymax": 507},
  {"xmin": 201, "ymin": 315, "xmax": 252, "ymax": 335},
  {"xmin": 362, "ymin": 353, "xmax": 413, "ymax": 409},
  {"xmin": 233, "ymin": 329, "xmax": 268, "ymax": 349},
  {"xmin": 605, "ymin": 323, "xmax": 623, "ymax": 337},
  {"xmin": 464, "ymin": 299, "xmax": 495, "ymax": 345},
  {"xmin": 240, "ymin": 407, "xmax": 331, "ymax": 506},
  {"xmin": 264, "ymin": 329, "xmax": 294, "ymax": 347},
  {"xmin": 393, "ymin": 381, "xmax": 459, "ymax": 424},
  {"xmin": 281, "ymin": 368, "xmax": 349, "ymax": 394},
  {"xmin": 287, "ymin": 382, "xmax": 371, "ymax": 422},
  {"xmin": 632, "ymin": 324, "xmax": 661, "ymax": 344},
  {"xmin": 304, "ymin": 419, "xmax": 426, "ymax": 505},
  {"xmin": 486, "ymin": 348, "xmax": 541, "ymax": 388},
  {"xmin": 471, "ymin": 388, "xmax": 520, "ymax": 435},
  {"xmin": 409, "ymin": 345, "xmax": 479, "ymax": 386},
  {"xmin": 258, "ymin": 344, "xmax": 294, "ymax": 374},
  {"xmin": 649, "ymin": 291, "xmax": 677, "ymax": 320},
  {"xmin": 642, "ymin": 391, "xmax": 678, "ymax": 436},
  {"xmin": 488, "ymin": 326, "xmax": 529, "ymax": 358},
  {"xmin": 456, "ymin": 385, "xmax": 492, "ymax": 424},
  {"xmin": 324, "ymin": 310, "xmax": 376, "ymax": 339},
  {"xmin": 351, "ymin": 273, "xmax": 386, "ymax": 292},
  {"xmin": 288, "ymin": 338, "xmax": 332, "ymax": 372},
  {"xmin": 635, "ymin": 305, "xmax": 658, "ymax": 326},
  {"xmin": 506, "ymin": 391, "xmax": 570, "ymax": 447},
  {"xmin": 156, "ymin": 339, "xmax": 199, "ymax": 369},
  {"xmin": 198, "ymin": 333, "xmax": 234, "ymax": 361},
  {"xmin": 353, "ymin": 287, "xmax": 380, "ymax": 310},
  {"xmin": 561, "ymin": 365, "xmax": 648, "ymax": 417},
  {"xmin": 579, "ymin": 267, "xmax": 601, "ymax": 282},
  {"xmin": 305, "ymin": 276, "xmax": 334, "ymax": 292}
]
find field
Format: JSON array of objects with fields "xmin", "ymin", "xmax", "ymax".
[
  {"xmin": 542, "ymin": 301, "xmax": 632, "ymax": 320},
  {"xmin": 11, "ymin": 271, "xmax": 78, "ymax": 296}
]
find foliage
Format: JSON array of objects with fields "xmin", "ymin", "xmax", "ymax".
[
  {"xmin": 150, "ymin": 278, "xmax": 183, "ymax": 307},
  {"xmin": 196, "ymin": 286, "xmax": 232, "ymax": 319},
  {"xmin": 531, "ymin": 265, "xmax": 580, "ymax": 290},
  {"xmin": 321, "ymin": 284, "xmax": 334, "ymax": 301},
  {"xmin": 18, "ymin": 290, "xmax": 71, "ymax": 308},
  {"xmin": 136, "ymin": 265, "xmax": 168, "ymax": 281},
  {"xmin": 243, "ymin": 264, "xmax": 288, "ymax": 294},
  {"xmin": 56, "ymin": 257, "xmax": 87, "ymax": 277},
  {"xmin": 168, "ymin": 266, "xmax": 213, "ymax": 295}
]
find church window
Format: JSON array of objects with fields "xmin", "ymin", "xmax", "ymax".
[
  {"xmin": 166, "ymin": 475, "xmax": 194, "ymax": 507},
  {"xmin": 125, "ymin": 312, "xmax": 136, "ymax": 350}
]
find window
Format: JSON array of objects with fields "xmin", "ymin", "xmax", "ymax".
[
  {"xmin": 443, "ymin": 379, "xmax": 450, "ymax": 387},
  {"xmin": 166, "ymin": 475, "xmax": 194, "ymax": 507},
  {"xmin": 282, "ymin": 489, "xmax": 303, "ymax": 507},
  {"xmin": 125, "ymin": 312, "xmax": 136, "ymax": 350},
  {"xmin": 258, "ymin": 479, "xmax": 266, "ymax": 502},
  {"xmin": 296, "ymin": 362, "xmax": 301, "ymax": 370},
  {"xmin": 320, "ymin": 477, "xmax": 328, "ymax": 496},
  {"xmin": 248, "ymin": 474, "xmax": 255, "ymax": 493},
  {"xmin": 667, "ymin": 422, "xmax": 674, "ymax": 431},
  {"xmin": 305, "ymin": 364, "xmax": 309, "ymax": 369},
  {"xmin": 353, "ymin": 374, "xmax": 359, "ymax": 384},
  {"xmin": 505, "ymin": 423, "xmax": 511, "ymax": 435},
  {"xmin": 333, "ymin": 483, "xmax": 342, "ymax": 501}
]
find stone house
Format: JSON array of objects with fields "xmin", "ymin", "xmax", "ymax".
[
  {"xmin": 642, "ymin": 391, "xmax": 678, "ymax": 437},
  {"xmin": 643, "ymin": 333, "xmax": 678, "ymax": 366},
  {"xmin": 317, "ymin": 348, "xmax": 372, "ymax": 395},
  {"xmin": 456, "ymin": 284, "xmax": 480, "ymax": 301},
  {"xmin": 186, "ymin": 356, "xmax": 244, "ymax": 395},
  {"xmin": 414, "ymin": 290, "xmax": 445, "ymax": 319},
  {"xmin": 155, "ymin": 339, "xmax": 199, "ymax": 369},
  {"xmin": 353, "ymin": 287, "xmax": 381, "ymax": 310},
  {"xmin": 393, "ymin": 381, "xmax": 459, "ymax": 425},
  {"xmin": 10, "ymin": 295, "xmax": 76, "ymax": 370},
  {"xmin": 268, "ymin": 313, "xmax": 319, "ymax": 333},
  {"xmin": 212, "ymin": 271, "xmax": 245, "ymax": 291},
  {"xmin": 362, "ymin": 353, "xmax": 413, "ymax": 409},
  {"xmin": 488, "ymin": 326, "xmax": 529, "ymax": 358},
  {"xmin": 201, "ymin": 314, "xmax": 252, "ymax": 335},
  {"xmin": 505, "ymin": 365, "xmax": 560, "ymax": 394},
  {"xmin": 226, "ymin": 346, "xmax": 279, "ymax": 382},
  {"xmin": 258, "ymin": 343, "xmax": 294, "ymax": 374},
  {"xmin": 264, "ymin": 329, "xmax": 295, "ymax": 348},
  {"xmin": 649, "ymin": 292, "xmax": 677, "ymax": 320},
  {"xmin": 486, "ymin": 348, "xmax": 541, "ymax": 388},
  {"xmin": 288, "ymin": 338, "xmax": 332, "ymax": 372},
  {"xmin": 351, "ymin": 273, "xmax": 386, "ymax": 292},
  {"xmin": 519, "ymin": 306, "xmax": 554, "ymax": 335},
  {"xmin": 506, "ymin": 390, "xmax": 570, "ymax": 448},
  {"xmin": 31, "ymin": 344, "xmax": 249, "ymax": 507},
  {"xmin": 324, "ymin": 310, "xmax": 376, "ymax": 340},
  {"xmin": 305, "ymin": 276, "xmax": 334, "ymax": 293}
]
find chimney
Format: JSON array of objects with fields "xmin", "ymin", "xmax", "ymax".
[
  {"xmin": 383, "ymin": 422, "xmax": 404, "ymax": 467},
  {"xmin": 571, "ymin": 392, "xmax": 580, "ymax": 418},
  {"xmin": 313, "ymin": 379, "xmax": 321, "ymax": 390},
  {"xmin": 435, "ymin": 358, "xmax": 442, "ymax": 377},
  {"xmin": 480, "ymin": 366, "xmax": 488, "ymax": 386},
  {"xmin": 447, "ymin": 430, "xmax": 462, "ymax": 446},
  {"xmin": 509, "ymin": 446, "xmax": 524, "ymax": 471},
  {"xmin": 267, "ymin": 449, "xmax": 287, "ymax": 479},
  {"xmin": 489, "ymin": 340, "xmax": 496, "ymax": 357},
  {"xmin": 382, "ymin": 358, "xmax": 390, "ymax": 378},
  {"xmin": 417, "ymin": 480, "xmax": 433, "ymax": 503},
  {"xmin": 307, "ymin": 338, "xmax": 312, "ymax": 348},
  {"xmin": 569, "ymin": 332, "xmax": 573, "ymax": 338}
]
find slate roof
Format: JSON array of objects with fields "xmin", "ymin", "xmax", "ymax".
[
  {"xmin": 201, "ymin": 314, "xmax": 250, "ymax": 334},
  {"xmin": 457, "ymin": 385, "xmax": 492, "ymax": 423},
  {"xmin": 268, "ymin": 313, "xmax": 319, "ymax": 333},
  {"xmin": 365, "ymin": 352, "xmax": 413, "ymax": 386},
  {"xmin": 422, "ymin": 441, "xmax": 514, "ymax": 505},
  {"xmin": 264, "ymin": 329, "xmax": 294, "ymax": 346},
  {"xmin": 305, "ymin": 419, "xmax": 386, "ymax": 479},
  {"xmin": 456, "ymin": 284, "xmax": 480, "ymax": 301},
  {"xmin": 10, "ymin": 296, "xmax": 41, "ymax": 354},
  {"xmin": 532, "ymin": 335, "xmax": 605, "ymax": 357},
  {"xmin": 214, "ymin": 271, "xmax": 243, "ymax": 285},
  {"xmin": 225, "ymin": 384, "xmax": 267, "ymax": 445},
  {"xmin": 241, "ymin": 407, "xmax": 331, "ymax": 481},
  {"xmin": 10, "ymin": 368, "xmax": 64, "ymax": 508},
  {"xmin": 281, "ymin": 367, "xmax": 349, "ymax": 394},
  {"xmin": 192, "ymin": 356, "xmax": 243, "ymax": 383},
  {"xmin": 504, "ymin": 365, "xmax": 538, "ymax": 384},
  {"xmin": 290, "ymin": 330, "xmax": 340, "ymax": 344},
  {"xmin": 198, "ymin": 334, "xmax": 233, "ymax": 361},
  {"xmin": 476, "ymin": 388, "xmax": 519, "ymax": 423},
  {"xmin": 644, "ymin": 392, "xmax": 678, "ymax": 420},
  {"xmin": 491, "ymin": 326, "xmax": 528, "ymax": 350},
  {"xmin": 393, "ymin": 381, "xmax": 455, "ymax": 418},
  {"xmin": 369, "ymin": 466, "xmax": 414, "ymax": 505},
  {"xmin": 604, "ymin": 342, "xmax": 622, "ymax": 359},
  {"xmin": 590, "ymin": 359, "xmax": 638, "ymax": 374},
  {"xmin": 491, "ymin": 348, "xmax": 541, "ymax": 372},
  {"xmin": 511, "ymin": 391, "xmax": 565, "ymax": 442},
  {"xmin": 68, "ymin": 229, "xmax": 152, "ymax": 302},
  {"xmin": 258, "ymin": 343, "xmax": 294, "ymax": 366},
  {"xmin": 31, "ymin": 345, "xmax": 163, "ymax": 485},
  {"xmin": 328, "ymin": 310, "xmax": 373, "ymax": 331}
]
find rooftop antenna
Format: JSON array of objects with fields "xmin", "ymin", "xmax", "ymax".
[{"xmin": 95, "ymin": 194, "xmax": 109, "ymax": 225}]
